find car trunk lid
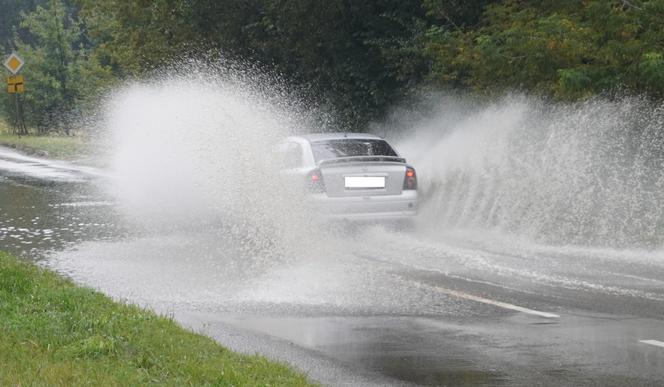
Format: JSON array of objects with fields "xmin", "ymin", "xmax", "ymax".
[{"xmin": 318, "ymin": 157, "xmax": 407, "ymax": 197}]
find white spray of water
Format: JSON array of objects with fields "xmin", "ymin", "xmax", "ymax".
[
  {"xmin": 92, "ymin": 68, "xmax": 393, "ymax": 308},
  {"xmin": 101, "ymin": 67, "xmax": 664, "ymax": 254},
  {"xmin": 102, "ymin": 68, "xmax": 321, "ymax": 258},
  {"xmin": 395, "ymin": 95, "xmax": 664, "ymax": 249}
]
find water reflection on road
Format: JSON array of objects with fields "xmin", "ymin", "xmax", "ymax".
[{"xmin": 0, "ymin": 146, "xmax": 124, "ymax": 258}]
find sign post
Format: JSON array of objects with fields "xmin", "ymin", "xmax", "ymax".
[{"xmin": 3, "ymin": 53, "xmax": 27, "ymax": 136}]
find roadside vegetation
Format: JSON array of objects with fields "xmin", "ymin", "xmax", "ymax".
[
  {"xmin": 2, "ymin": 0, "xmax": 664, "ymax": 133},
  {"xmin": 0, "ymin": 121, "xmax": 87, "ymax": 159},
  {"xmin": 0, "ymin": 251, "xmax": 314, "ymax": 386}
]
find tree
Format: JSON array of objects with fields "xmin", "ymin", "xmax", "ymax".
[
  {"xmin": 0, "ymin": 0, "xmax": 46, "ymax": 51},
  {"xmin": 425, "ymin": 0, "xmax": 664, "ymax": 100},
  {"xmin": 77, "ymin": 0, "xmax": 431, "ymax": 130},
  {"xmin": 13, "ymin": 0, "xmax": 113, "ymax": 133},
  {"xmin": 76, "ymin": 0, "xmax": 199, "ymax": 77},
  {"xmin": 0, "ymin": 0, "xmax": 46, "ymax": 123}
]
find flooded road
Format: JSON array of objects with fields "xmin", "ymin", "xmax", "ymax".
[
  {"xmin": 0, "ymin": 147, "xmax": 124, "ymax": 257},
  {"xmin": 1, "ymin": 145, "xmax": 664, "ymax": 386}
]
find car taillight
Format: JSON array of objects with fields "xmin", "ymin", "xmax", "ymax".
[
  {"xmin": 307, "ymin": 169, "xmax": 325, "ymax": 192},
  {"xmin": 403, "ymin": 167, "xmax": 417, "ymax": 190}
]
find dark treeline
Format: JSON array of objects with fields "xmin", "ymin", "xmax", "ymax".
[{"xmin": 2, "ymin": 0, "xmax": 664, "ymax": 132}]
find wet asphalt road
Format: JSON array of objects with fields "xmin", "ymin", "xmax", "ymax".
[{"xmin": 1, "ymin": 145, "xmax": 663, "ymax": 386}]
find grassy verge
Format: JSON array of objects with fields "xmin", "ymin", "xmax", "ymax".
[
  {"xmin": 0, "ymin": 132, "xmax": 87, "ymax": 160},
  {"xmin": 0, "ymin": 251, "xmax": 314, "ymax": 386},
  {"xmin": 0, "ymin": 121, "xmax": 88, "ymax": 160}
]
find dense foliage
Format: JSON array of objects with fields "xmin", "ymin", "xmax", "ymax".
[
  {"xmin": 77, "ymin": 0, "xmax": 431, "ymax": 128},
  {"xmin": 427, "ymin": 0, "xmax": 664, "ymax": 99},
  {"xmin": 1, "ymin": 0, "xmax": 113, "ymax": 133},
  {"xmin": 1, "ymin": 0, "xmax": 664, "ymax": 132}
]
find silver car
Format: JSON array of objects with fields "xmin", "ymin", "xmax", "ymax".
[{"xmin": 279, "ymin": 133, "xmax": 418, "ymax": 221}]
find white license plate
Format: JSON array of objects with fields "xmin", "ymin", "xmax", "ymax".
[{"xmin": 345, "ymin": 176, "xmax": 385, "ymax": 189}]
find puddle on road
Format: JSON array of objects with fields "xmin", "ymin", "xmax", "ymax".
[
  {"xmin": 217, "ymin": 315, "xmax": 509, "ymax": 386},
  {"xmin": 0, "ymin": 178, "xmax": 126, "ymax": 259},
  {"xmin": 207, "ymin": 313, "xmax": 664, "ymax": 386}
]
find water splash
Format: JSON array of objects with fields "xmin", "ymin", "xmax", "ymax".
[
  {"xmin": 395, "ymin": 95, "xmax": 664, "ymax": 248},
  {"xmin": 100, "ymin": 64, "xmax": 320, "ymax": 258}
]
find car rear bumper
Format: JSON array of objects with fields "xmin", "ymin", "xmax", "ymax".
[{"xmin": 307, "ymin": 190, "xmax": 418, "ymax": 221}]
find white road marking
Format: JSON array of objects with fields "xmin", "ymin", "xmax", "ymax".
[
  {"xmin": 639, "ymin": 340, "xmax": 664, "ymax": 348},
  {"xmin": 431, "ymin": 286, "xmax": 560, "ymax": 318}
]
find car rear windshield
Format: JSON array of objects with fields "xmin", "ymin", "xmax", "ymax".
[{"xmin": 311, "ymin": 139, "xmax": 398, "ymax": 161}]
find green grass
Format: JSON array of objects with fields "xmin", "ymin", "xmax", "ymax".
[
  {"xmin": 0, "ymin": 121, "xmax": 88, "ymax": 160},
  {"xmin": 0, "ymin": 132, "xmax": 87, "ymax": 160},
  {"xmin": 0, "ymin": 251, "xmax": 314, "ymax": 386}
]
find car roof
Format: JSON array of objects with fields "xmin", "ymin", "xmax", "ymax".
[{"xmin": 293, "ymin": 133, "xmax": 384, "ymax": 142}]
